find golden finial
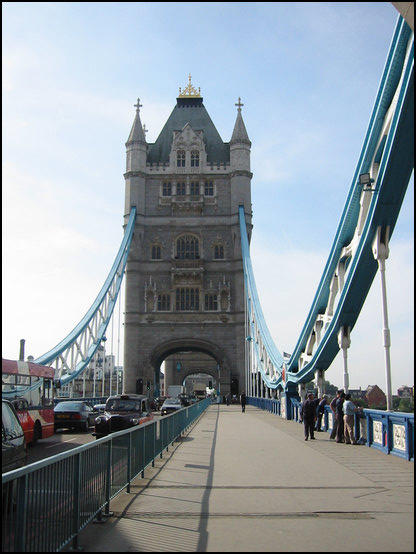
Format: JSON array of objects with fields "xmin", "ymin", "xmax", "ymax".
[{"xmin": 178, "ymin": 74, "xmax": 201, "ymax": 97}]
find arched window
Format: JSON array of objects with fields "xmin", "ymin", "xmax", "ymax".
[
  {"xmin": 204, "ymin": 294, "xmax": 218, "ymax": 311},
  {"xmin": 214, "ymin": 245, "xmax": 224, "ymax": 259},
  {"xmin": 177, "ymin": 150, "xmax": 185, "ymax": 167},
  {"xmin": 191, "ymin": 150, "xmax": 199, "ymax": 167},
  {"xmin": 176, "ymin": 235, "xmax": 200, "ymax": 259},
  {"xmin": 162, "ymin": 182, "xmax": 171, "ymax": 196},
  {"xmin": 151, "ymin": 245, "xmax": 161, "ymax": 260},
  {"xmin": 190, "ymin": 181, "xmax": 200, "ymax": 196},
  {"xmin": 176, "ymin": 182, "xmax": 186, "ymax": 196},
  {"xmin": 157, "ymin": 294, "xmax": 171, "ymax": 311},
  {"xmin": 204, "ymin": 181, "xmax": 214, "ymax": 196},
  {"xmin": 176, "ymin": 288, "xmax": 199, "ymax": 311}
]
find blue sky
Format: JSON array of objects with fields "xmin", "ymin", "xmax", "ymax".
[{"xmin": 3, "ymin": 2, "xmax": 413, "ymax": 392}]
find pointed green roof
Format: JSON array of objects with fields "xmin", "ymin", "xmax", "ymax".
[{"xmin": 147, "ymin": 97, "xmax": 229, "ymax": 164}]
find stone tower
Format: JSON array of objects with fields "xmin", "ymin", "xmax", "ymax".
[{"xmin": 123, "ymin": 77, "xmax": 252, "ymax": 397}]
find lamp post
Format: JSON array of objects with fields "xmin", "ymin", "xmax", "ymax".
[{"xmin": 372, "ymin": 225, "xmax": 393, "ymax": 411}]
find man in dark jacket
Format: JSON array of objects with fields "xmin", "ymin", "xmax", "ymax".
[
  {"xmin": 315, "ymin": 395, "xmax": 327, "ymax": 431},
  {"xmin": 329, "ymin": 390, "xmax": 342, "ymax": 439},
  {"xmin": 300, "ymin": 393, "xmax": 318, "ymax": 441},
  {"xmin": 240, "ymin": 392, "xmax": 246, "ymax": 413},
  {"xmin": 335, "ymin": 391, "xmax": 346, "ymax": 443}
]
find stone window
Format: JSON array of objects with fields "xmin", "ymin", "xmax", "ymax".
[
  {"xmin": 204, "ymin": 181, "xmax": 214, "ymax": 196},
  {"xmin": 176, "ymin": 288, "xmax": 199, "ymax": 311},
  {"xmin": 157, "ymin": 293, "xmax": 171, "ymax": 311},
  {"xmin": 176, "ymin": 182, "xmax": 186, "ymax": 196},
  {"xmin": 151, "ymin": 245, "xmax": 161, "ymax": 260},
  {"xmin": 191, "ymin": 150, "xmax": 200, "ymax": 167},
  {"xmin": 162, "ymin": 182, "xmax": 172, "ymax": 196},
  {"xmin": 204, "ymin": 293, "xmax": 218, "ymax": 311},
  {"xmin": 176, "ymin": 235, "xmax": 200, "ymax": 259},
  {"xmin": 214, "ymin": 245, "xmax": 224, "ymax": 259},
  {"xmin": 177, "ymin": 150, "xmax": 185, "ymax": 167},
  {"xmin": 190, "ymin": 181, "xmax": 200, "ymax": 196}
]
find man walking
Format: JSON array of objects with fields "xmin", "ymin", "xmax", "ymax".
[
  {"xmin": 240, "ymin": 392, "xmax": 246, "ymax": 413},
  {"xmin": 300, "ymin": 393, "xmax": 317, "ymax": 441}
]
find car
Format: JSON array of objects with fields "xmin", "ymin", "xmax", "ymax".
[
  {"xmin": 54, "ymin": 401, "xmax": 97, "ymax": 432},
  {"xmin": 178, "ymin": 393, "xmax": 192, "ymax": 407},
  {"xmin": 93, "ymin": 394, "xmax": 153, "ymax": 439},
  {"xmin": 2, "ymin": 399, "xmax": 27, "ymax": 473},
  {"xmin": 160, "ymin": 397, "xmax": 183, "ymax": 416}
]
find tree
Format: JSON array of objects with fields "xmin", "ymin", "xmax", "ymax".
[{"xmin": 397, "ymin": 398, "xmax": 414, "ymax": 413}]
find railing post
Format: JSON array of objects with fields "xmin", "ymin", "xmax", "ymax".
[
  {"xmin": 70, "ymin": 452, "xmax": 82, "ymax": 551},
  {"xmin": 127, "ymin": 432, "xmax": 132, "ymax": 493},
  {"xmin": 105, "ymin": 440, "xmax": 112, "ymax": 515},
  {"xmin": 15, "ymin": 474, "xmax": 28, "ymax": 552},
  {"xmin": 141, "ymin": 429, "xmax": 145, "ymax": 478}
]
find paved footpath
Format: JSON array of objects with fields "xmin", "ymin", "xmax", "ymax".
[{"xmin": 73, "ymin": 404, "xmax": 414, "ymax": 552}]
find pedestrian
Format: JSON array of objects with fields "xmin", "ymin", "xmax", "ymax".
[
  {"xmin": 240, "ymin": 392, "xmax": 246, "ymax": 413},
  {"xmin": 335, "ymin": 390, "xmax": 346, "ymax": 443},
  {"xmin": 300, "ymin": 393, "xmax": 317, "ymax": 441},
  {"xmin": 343, "ymin": 394, "xmax": 358, "ymax": 444},
  {"xmin": 329, "ymin": 390, "xmax": 342, "ymax": 440},
  {"xmin": 226, "ymin": 393, "xmax": 231, "ymax": 406},
  {"xmin": 315, "ymin": 395, "xmax": 327, "ymax": 431}
]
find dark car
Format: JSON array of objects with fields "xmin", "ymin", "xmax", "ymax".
[
  {"xmin": 178, "ymin": 393, "xmax": 192, "ymax": 407},
  {"xmin": 93, "ymin": 394, "xmax": 153, "ymax": 439},
  {"xmin": 2, "ymin": 399, "xmax": 27, "ymax": 473},
  {"xmin": 54, "ymin": 401, "xmax": 97, "ymax": 432},
  {"xmin": 160, "ymin": 397, "xmax": 182, "ymax": 416}
]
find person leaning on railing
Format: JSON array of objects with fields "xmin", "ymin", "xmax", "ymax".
[{"xmin": 343, "ymin": 394, "xmax": 362, "ymax": 445}]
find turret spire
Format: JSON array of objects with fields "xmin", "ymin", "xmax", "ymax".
[
  {"xmin": 230, "ymin": 97, "xmax": 251, "ymax": 146},
  {"xmin": 127, "ymin": 98, "xmax": 146, "ymax": 144}
]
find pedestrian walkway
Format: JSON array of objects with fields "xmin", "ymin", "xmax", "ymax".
[{"xmin": 72, "ymin": 404, "xmax": 414, "ymax": 552}]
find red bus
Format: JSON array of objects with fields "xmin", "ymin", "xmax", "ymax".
[{"xmin": 2, "ymin": 358, "xmax": 55, "ymax": 444}]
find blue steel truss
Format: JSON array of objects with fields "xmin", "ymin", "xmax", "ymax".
[
  {"xmin": 34, "ymin": 208, "xmax": 137, "ymax": 387},
  {"xmin": 240, "ymin": 16, "xmax": 413, "ymax": 390}
]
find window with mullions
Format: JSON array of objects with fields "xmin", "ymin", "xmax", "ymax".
[
  {"xmin": 214, "ymin": 245, "xmax": 224, "ymax": 259},
  {"xmin": 176, "ymin": 182, "xmax": 186, "ymax": 196},
  {"xmin": 162, "ymin": 182, "xmax": 172, "ymax": 196},
  {"xmin": 190, "ymin": 181, "xmax": 200, "ymax": 196},
  {"xmin": 204, "ymin": 294, "xmax": 218, "ymax": 311},
  {"xmin": 157, "ymin": 294, "xmax": 171, "ymax": 311},
  {"xmin": 177, "ymin": 150, "xmax": 185, "ymax": 167},
  {"xmin": 204, "ymin": 181, "xmax": 214, "ymax": 196},
  {"xmin": 176, "ymin": 235, "xmax": 199, "ymax": 259},
  {"xmin": 151, "ymin": 245, "xmax": 161, "ymax": 260},
  {"xmin": 176, "ymin": 288, "xmax": 199, "ymax": 311},
  {"xmin": 191, "ymin": 150, "xmax": 200, "ymax": 167}
]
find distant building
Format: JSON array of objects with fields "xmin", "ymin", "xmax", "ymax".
[
  {"xmin": 365, "ymin": 385, "xmax": 386, "ymax": 408},
  {"xmin": 348, "ymin": 387, "xmax": 366, "ymax": 400},
  {"xmin": 397, "ymin": 385, "xmax": 413, "ymax": 398}
]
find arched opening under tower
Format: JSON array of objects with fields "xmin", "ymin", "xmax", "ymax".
[{"xmin": 148, "ymin": 338, "xmax": 235, "ymax": 399}]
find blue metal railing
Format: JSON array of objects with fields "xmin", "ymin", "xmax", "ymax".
[
  {"xmin": 2, "ymin": 398, "xmax": 211, "ymax": 552},
  {"xmin": 247, "ymin": 396, "xmax": 414, "ymax": 461}
]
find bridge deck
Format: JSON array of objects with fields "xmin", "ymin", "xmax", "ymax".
[{"xmin": 72, "ymin": 404, "xmax": 414, "ymax": 552}]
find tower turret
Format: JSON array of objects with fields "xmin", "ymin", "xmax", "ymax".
[
  {"xmin": 230, "ymin": 97, "xmax": 251, "ymax": 172},
  {"xmin": 126, "ymin": 98, "xmax": 147, "ymax": 172},
  {"xmin": 229, "ymin": 98, "xmax": 252, "ymax": 215}
]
